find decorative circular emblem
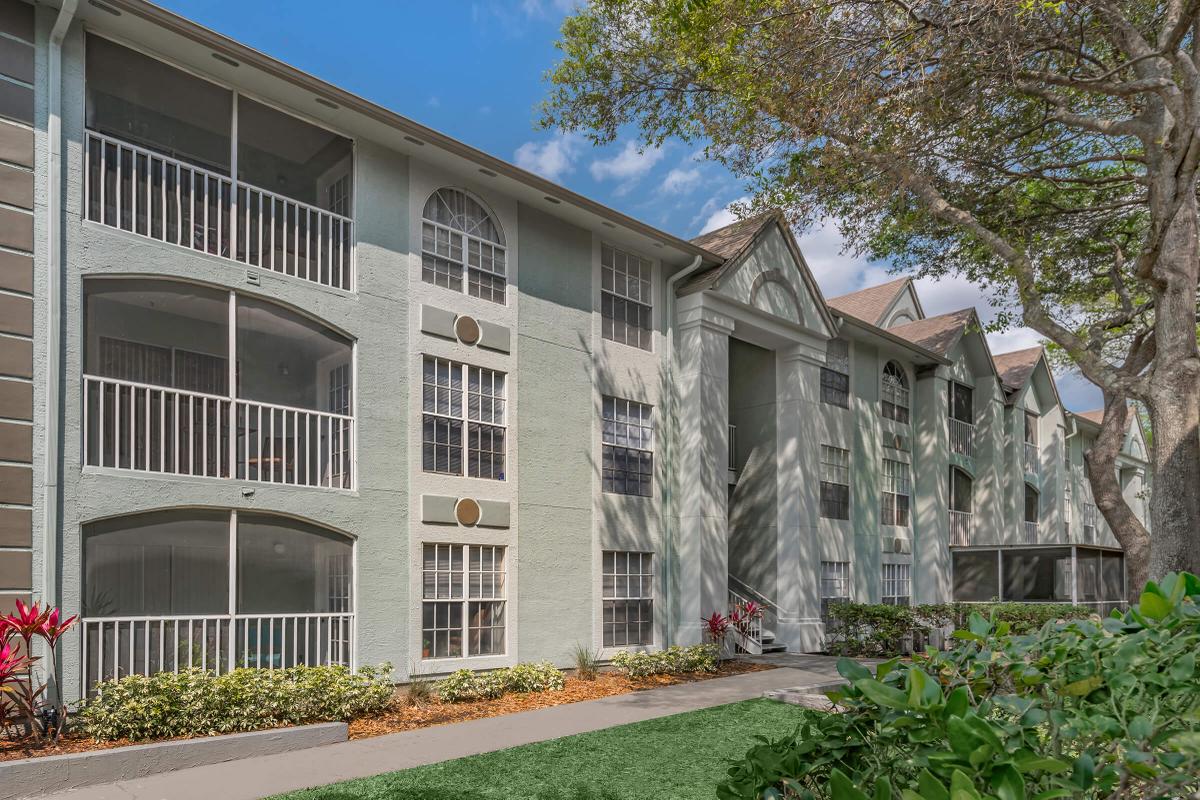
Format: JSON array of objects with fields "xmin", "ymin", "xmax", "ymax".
[
  {"xmin": 455, "ymin": 315, "xmax": 481, "ymax": 345},
  {"xmin": 455, "ymin": 497, "xmax": 482, "ymax": 526}
]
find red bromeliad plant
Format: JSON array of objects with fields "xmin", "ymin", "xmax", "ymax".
[
  {"xmin": 0, "ymin": 599, "xmax": 77, "ymax": 742},
  {"xmin": 703, "ymin": 611, "xmax": 731, "ymax": 651}
]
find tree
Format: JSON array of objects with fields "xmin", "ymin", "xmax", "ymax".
[{"xmin": 542, "ymin": 0, "xmax": 1200, "ymax": 579}]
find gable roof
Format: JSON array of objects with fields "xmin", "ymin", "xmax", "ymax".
[
  {"xmin": 826, "ymin": 278, "xmax": 911, "ymax": 327},
  {"xmin": 679, "ymin": 211, "xmax": 839, "ymax": 335},
  {"xmin": 992, "ymin": 346, "xmax": 1044, "ymax": 392},
  {"xmin": 1075, "ymin": 409, "xmax": 1105, "ymax": 426},
  {"xmin": 887, "ymin": 308, "xmax": 977, "ymax": 357}
]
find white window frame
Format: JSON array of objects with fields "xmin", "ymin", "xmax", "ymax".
[
  {"xmin": 881, "ymin": 360, "xmax": 910, "ymax": 424},
  {"xmin": 881, "ymin": 458, "xmax": 911, "ymax": 527},
  {"xmin": 882, "ymin": 563, "xmax": 911, "ymax": 606},
  {"xmin": 601, "ymin": 243, "xmax": 654, "ymax": 351},
  {"xmin": 420, "ymin": 543, "xmax": 507, "ymax": 660},
  {"xmin": 819, "ymin": 445, "xmax": 850, "ymax": 520},
  {"xmin": 821, "ymin": 339, "xmax": 850, "ymax": 408},
  {"xmin": 820, "ymin": 560, "xmax": 850, "ymax": 620},
  {"xmin": 602, "ymin": 550, "xmax": 655, "ymax": 647},
  {"xmin": 421, "ymin": 356, "xmax": 507, "ymax": 480},
  {"xmin": 420, "ymin": 188, "xmax": 507, "ymax": 304},
  {"xmin": 601, "ymin": 396, "xmax": 654, "ymax": 497}
]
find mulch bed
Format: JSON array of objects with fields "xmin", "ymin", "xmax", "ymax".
[
  {"xmin": 0, "ymin": 660, "xmax": 776, "ymax": 763},
  {"xmin": 349, "ymin": 659, "xmax": 775, "ymax": 739}
]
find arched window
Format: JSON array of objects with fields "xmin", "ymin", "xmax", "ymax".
[
  {"xmin": 421, "ymin": 188, "xmax": 506, "ymax": 304},
  {"xmin": 949, "ymin": 467, "xmax": 973, "ymax": 514},
  {"xmin": 881, "ymin": 361, "xmax": 910, "ymax": 424},
  {"xmin": 888, "ymin": 312, "xmax": 915, "ymax": 327}
]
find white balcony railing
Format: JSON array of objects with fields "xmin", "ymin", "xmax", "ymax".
[
  {"xmin": 83, "ymin": 375, "xmax": 354, "ymax": 490},
  {"xmin": 1024, "ymin": 520, "xmax": 1039, "ymax": 543},
  {"xmin": 85, "ymin": 131, "xmax": 353, "ymax": 290},
  {"xmin": 948, "ymin": 418, "xmax": 975, "ymax": 458},
  {"xmin": 1024, "ymin": 442, "xmax": 1040, "ymax": 476},
  {"xmin": 81, "ymin": 612, "xmax": 354, "ymax": 690},
  {"xmin": 727, "ymin": 588, "xmax": 763, "ymax": 655},
  {"xmin": 727, "ymin": 424, "xmax": 737, "ymax": 470},
  {"xmin": 949, "ymin": 510, "xmax": 972, "ymax": 546}
]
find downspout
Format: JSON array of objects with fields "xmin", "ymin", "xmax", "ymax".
[
  {"xmin": 661, "ymin": 254, "xmax": 705, "ymax": 646},
  {"xmin": 44, "ymin": 0, "xmax": 79, "ymax": 612}
]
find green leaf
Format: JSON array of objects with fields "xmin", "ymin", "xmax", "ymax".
[
  {"xmin": 855, "ymin": 678, "xmax": 910, "ymax": 710},
  {"xmin": 917, "ymin": 769, "xmax": 950, "ymax": 800},
  {"xmin": 838, "ymin": 657, "xmax": 872, "ymax": 682},
  {"xmin": 1072, "ymin": 753, "xmax": 1095, "ymax": 790},
  {"xmin": 1169, "ymin": 652, "xmax": 1195, "ymax": 682},
  {"xmin": 831, "ymin": 768, "xmax": 871, "ymax": 800},
  {"xmin": 1138, "ymin": 587, "xmax": 1171, "ymax": 621},
  {"xmin": 945, "ymin": 686, "xmax": 969, "ymax": 718},
  {"xmin": 949, "ymin": 770, "xmax": 982, "ymax": 800},
  {"xmin": 874, "ymin": 777, "xmax": 893, "ymax": 800},
  {"xmin": 1062, "ymin": 675, "xmax": 1102, "ymax": 696},
  {"xmin": 1015, "ymin": 754, "xmax": 1071, "ymax": 773},
  {"xmin": 991, "ymin": 765, "xmax": 1025, "ymax": 800}
]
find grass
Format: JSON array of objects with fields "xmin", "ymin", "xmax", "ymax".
[{"xmin": 273, "ymin": 699, "xmax": 809, "ymax": 800}]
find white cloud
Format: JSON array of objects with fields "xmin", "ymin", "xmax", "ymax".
[
  {"xmin": 427, "ymin": 96, "xmax": 441, "ymax": 108},
  {"xmin": 514, "ymin": 133, "xmax": 582, "ymax": 182},
  {"xmin": 697, "ymin": 197, "xmax": 747, "ymax": 234},
  {"xmin": 590, "ymin": 141, "xmax": 665, "ymax": 183},
  {"xmin": 520, "ymin": 0, "xmax": 578, "ymax": 16},
  {"xmin": 661, "ymin": 167, "xmax": 702, "ymax": 194}
]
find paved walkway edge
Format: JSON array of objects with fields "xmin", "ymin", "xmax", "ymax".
[{"xmin": 36, "ymin": 657, "xmax": 848, "ymax": 800}]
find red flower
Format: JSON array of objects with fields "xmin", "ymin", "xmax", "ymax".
[
  {"xmin": 0, "ymin": 638, "xmax": 26, "ymax": 684},
  {"xmin": 38, "ymin": 607, "xmax": 77, "ymax": 647},
  {"xmin": 2, "ymin": 598, "xmax": 50, "ymax": 645}
]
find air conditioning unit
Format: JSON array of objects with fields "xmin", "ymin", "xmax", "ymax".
[{"xmin": 892, "ymin": 537, "xmax": 912, "ymax": 554}]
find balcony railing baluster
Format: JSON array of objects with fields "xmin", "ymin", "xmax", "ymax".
[{"xmin": 86, "ymin": 131, "xmax": 353, "ymax": 291}]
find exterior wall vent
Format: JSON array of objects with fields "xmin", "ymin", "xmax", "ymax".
[
  {"xmin": 454, "ymin": 315, "xmax": 481, "ymax": 345},
  {"xmin": 892, "ymin": 537, "xmax": 911, "ymax": 554}
]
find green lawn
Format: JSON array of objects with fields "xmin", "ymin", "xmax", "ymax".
[{"xmin": 274, "ymin": 699, "xmax": 809, "ymax": 800}]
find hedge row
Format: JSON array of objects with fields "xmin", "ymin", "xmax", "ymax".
[{"xmin": 825, "ymin": 602, "xmax": 1098, "ymax": 657}]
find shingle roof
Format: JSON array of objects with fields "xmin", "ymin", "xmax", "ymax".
[
  {"xmin": 1076, "ymin": 409, "xmax": 1105, "ymax": 425},
  {"xmin": 826, "ymin": 278, "xmax": 910, "ymax": 327},
  {"xmin": 886, "ymin": 308, "xmax": 976, "ymax": 357},
  {"xmin": 679, "ymin": 211, "xmax": 778, "ymax": 294},
  {"xmin": 992, "ymin": 346, "xmax": 1044, "ymax": 391}
]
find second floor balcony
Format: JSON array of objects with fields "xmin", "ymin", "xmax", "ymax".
[
  {"xmin": 948, "ymin": 417, "xmax": 975, "ymax": 459},
  {"xmin": 1023, "ymin": 442, "xmax": 1040, "ymax": 477},
  {"xmin": 81, "ymin": 278, "xmax": 355, "ymax": 490},
  {"xmin": 83, "ymin": 35, "xmax": 354, "ymax": 291},
  {"xmin": 949, "ymin": 509, "xmax": 972, "ymax": 546}
]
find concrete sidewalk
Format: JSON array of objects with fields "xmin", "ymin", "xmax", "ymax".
[{"xmin": 39, "ymin": 660, "xmax": 842, "ymax": 800}]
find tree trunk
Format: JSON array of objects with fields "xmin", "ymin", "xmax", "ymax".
[
  {"xmin": 1146, "ymin": 195, "xmax": 1200, "ymax": 579},
  {"xmin": 1085, "ymin": 397, "xmax": 1150, "ymax": 604}
]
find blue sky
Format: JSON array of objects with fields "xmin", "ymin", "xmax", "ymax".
[{"xmin": 157, "ymin": 0, "xmax": 1101, "ymax": 411}]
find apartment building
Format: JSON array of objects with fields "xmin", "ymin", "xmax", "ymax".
[{"xmin": 0, "ymin": 0, "xmax": 1148, "ymax": 700}]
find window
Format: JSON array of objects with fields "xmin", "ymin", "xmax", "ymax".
[
  {"xmin": 1024, "ymin": 484, "xmax": 1040, "ymax": 524},
  {"xmin": 950, "ymin": 382, "xmax": 974, "ymax": 423},
  {"xmin": 820, "ymin": 561, "xmax": 850, "ymax": 620},
  {"xmin": 602, "ymin": 551, "xmax": 654, "ymax": 647},
  {"xmin": 601, "ymin": 396, "xmax": 654, "ymax": 497},
  {"xmin": 1024, "ymin": 410, "xmax": 1039, "ymax": 445},
  {"xmin": 421, "ymin": 356, "xmax": 506, "ymax": 480},
  {"xmin": 421, "ymin": 544, "xmax": 506, "ymax": 659},
  {"xmin": 601, "ymin": 244, "xmax": 653, "ymax": 350},
  {"xmin": 881, "ymin": 361, "xmax": 909, "ymax": 423},
  {"xmin": 819, "ymin": 445, "xmax": 850, "ymax": 520},
  {"xmin": 1083, "ymin": 503, "xmax": 1098, "ymax": 542},
  {"xmin": 421, "ymin": 189, "xmax": 506, "ymax": 303},
  {"xmin": 949, "ymin": 467, "xmax": 972, "ymax": 513},
  {"xmin": 882, "ymin": 563, "xmax": 911, "ymax": 606},
  {"xmin": 881, "ymin": 459, "xmax": 911, "ymax": 526},
  {"xmin": 821, "ymin": 339, "xmax": 850, "ymax": 407}
]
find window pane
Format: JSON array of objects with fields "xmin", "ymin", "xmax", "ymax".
[
  {"xmin": 237, "ymin": 296, "xmax": 353, "ymax": 411},
  {"xmin": 236, "ymin": 514, "xmax": 353, "ymax": 614},
  {"xmin": 83, "ymin": 510, "xmax": 230, "ymax": 617},
  {"xmin": 86, "ymin": 35, "xmax": 232, "ymax": 173},
  {"xmin": 952, "ymin": 550, "xmax": 999, "ymax": 601},
  {"xmin": 237, "ymin": 97, "xmax": 352, "ymax": 210}
]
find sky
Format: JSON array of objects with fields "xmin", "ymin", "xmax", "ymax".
[{"xmin": 157, "ymin": 0, "xmax": 1101, "ymax": 411}]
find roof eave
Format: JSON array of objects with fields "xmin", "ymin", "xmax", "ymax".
[{"xmin": 835, "ymin": 313, "xmax": 952, "ymax": 366}]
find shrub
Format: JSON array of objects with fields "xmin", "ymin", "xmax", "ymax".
[
  {"xmin": 825, "ymin": 600, "xmax": 1096, "ymax": 656},
  {"xmin": 571, "ymin": 643, "xmax": 600, "ymax": 680},
  {"xmin": 79, "ymin": 662, "xmax": 394, "ymax": 742},
  {"xmin": 436, "ymin": 662, "xmax": 566, "ymax": 703},
  {"xmin": 405, "ymin": 668, "xmax": 434, "ymax": 706},
  {"xmin": 611, "ymin": 644, "xmax": 718, "ymax": 678},
  {"xmin": 720, "ymin": 573, "xmax": 1200, "ymax": 799}
]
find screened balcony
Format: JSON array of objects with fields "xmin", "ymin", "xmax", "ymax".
[
  {"xmin": 81, "ymin": 510, "xmax": 354, "ymax": 689},
  {"xmin": 83, "ymin": 36, "xmax": 354, "ymax": 290},
  {"xmin": 948, "ymin": 467, "xmax": 973, "ymax": 546},
  {"xmin": 82, "ymin": 278, "xmax": 354, "ymax": 489},
  {"xmin": 948, "ymin": 382, "xmax": 975, "ymax": 458}
]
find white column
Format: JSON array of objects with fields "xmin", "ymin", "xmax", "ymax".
[
  {"xmin": 774, "ymin": 343, "xmax": 826, "ymax": 651},
  {"xmin": 672, "ymin": 300, "xmax": 734, "ymax": 644}
]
